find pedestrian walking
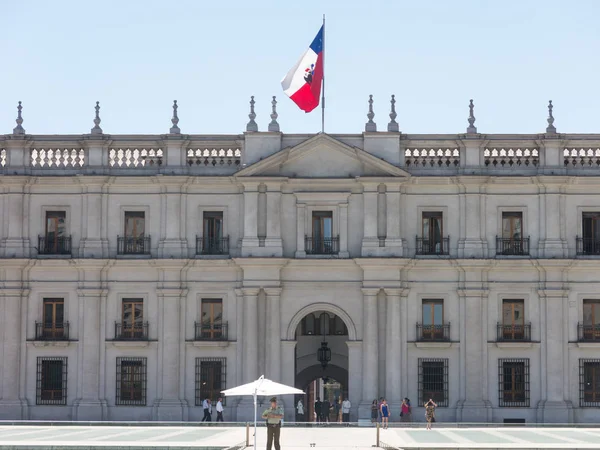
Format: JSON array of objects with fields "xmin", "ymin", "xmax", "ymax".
[
  {"xmin": 424, "ymin": 399, "xmax": 437, "ymax": 430},
  {"xmin": 370, "ymin": 399, "xmax": 378, "ymax": 424},
  {"xmin": 201, "ymin": 397, "xmax": 212, "ymax": 422},
  {"xmin": 216, "ymin": 397, "xmax": 224, "ymax": 422},
  {"xmin": 380, "ymin": 399, "xmax": 390, "ymax": 429},
  {"xmin": 296, "ymin": 399, "xmax": 304, "ymax": 422},
  {"xmin": 341, "ymin": 397, "xmax": 351, "ymax": 423},
  {"xmin": 262, "ymin": 397, "xmax": 284, "ymax": 450}
]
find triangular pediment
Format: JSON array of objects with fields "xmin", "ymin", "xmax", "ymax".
[{"xmin": 237, "ymin": 134, "xmax": 409, "ymax": 178}]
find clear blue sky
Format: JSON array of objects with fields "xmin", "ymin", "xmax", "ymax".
[{"xmin": 2, "ymin": 0, "xmax": 599, "ymax": 135}]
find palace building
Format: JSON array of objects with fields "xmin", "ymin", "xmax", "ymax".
[{"xmin": 0, "ymin": 97, "xmax": 600, "ymax": 424}]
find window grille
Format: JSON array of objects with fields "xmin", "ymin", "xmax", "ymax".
[
  {"xmin": 498, "ymin": 358, "xmax": 530, "ymax": 407},
  {"xmin": 36, "ymin": 357, "xmax": 67, "ymax": 405},
  {"xmin": 580, "ymin": 359, "xmax": 600, "ymax": 407},
  {"xmin": 195, "ymin": 358, "xmax": 226, "ymax": 406},
  {"xmin": 116, "ymin": 357, "xmax": 147, "ymax": 406},
  {"xmin": 418, "ymin": 358, "xmax": 448, "ymax": 407}
]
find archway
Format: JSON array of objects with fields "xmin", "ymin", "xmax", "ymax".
[{"xmin": 292, "ymin": 309, "xmax": 351, "ymax": 422}]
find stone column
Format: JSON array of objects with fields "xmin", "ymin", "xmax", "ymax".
[
  {"xmin": 264, "ymin": 188, "xmax": 283, "ymax": 256},
  {"xmin": 241, "ymin": 184, "xmax": 260, "ymax": 256},
  {"xmin": 339, "ymin": 203, "xmax": 350, "ymax": 258},
  {"xmin": 158, "ymin": 184, "xmax": 187, "ymax": 258},
  {"xmin": 360, "ymin": 288, "xmax": 379, "ymax": 416},
  {"xmin": 73, "ymin": 288, "xmax": 107, "ymax": 420},
  {"xmin": 377, "ymin": 184, "xmax": 387, "ymax": 243},
  {"xmin": 347, "ymin": 341, "xmax": 363, "ymax": 422},
  {"xmin": 2, "ymin": 180, "xmax": 29, "ymax": 258},
  {"xmin": 265, "ymin": 288, "xmax": 282, "ymax": 381},
  {"xmin": 281, "ymin": 340, "xmax": 297, "ymax": 421},
  {"xmin": 0, "ymin": 289, "xmax": 27, "ymax": 419},
  {"xmin": 539, "ymin": 184, "xmax": 568, "ymax": 258},
  {"xmin": 384, "ymin": 184, "xmax": 403, "ymax": 256},
  {"xmin": 295, "ymin": 203, "xmax": 306, "ymax": 257},
  {"xmin": 457, "ymin": 180, "xmax": 486, "ymax": 258},
  {"xmin": 537, "ymin": 289, "xmax": 571, "ymax": 423},
  {"xmin": 385, "ymin": 289, "xmax": 402, "ymax": 413},
  {"xmin": 153, "ymin": 288, "xmax": 188, "ymax": 421},
  {"xmin": 243, "ymin": 288, "xmax": 260, "ymax": 382},
  {"xmin": 399, "ymin": 289, "xmax": 409, "ymax": 396},
  {"xmin": 361, "ymin": 185, "xmax": 379, "ymax": 255}
]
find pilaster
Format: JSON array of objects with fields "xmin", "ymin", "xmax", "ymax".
[
  {"xmin": 157, "ymin": 182, "xmax": 187, "ymax": 258},
  {"xmin": 346, "ymin": 340, "xmax": 363, "ymax": 422},
  {"xmin": 263, "ymin": 187, "xmax": 283, "ymax": 256},
  {"xmin": 339, "ymin": 203, "xmax": 350, "ymax": 258},
  {"xmin": 265, "ymin": 287, "xmax": 282, "ymax": 382},
  {"xmin": 361, "ymin": 184, "xmax": 381, "ymax": 256},
  {"xmin": 241, "ymin": 183, "xmax": 260, "ymax": 255},
  {"xmin": 384, "ymin": 289, "xmax": 402, "ymax": 417},
  {"xmin": 360, "ymin": 288, "xmax": 379, "ymax": 417},
  {"xmin": 295, "ymin": 204, "xmax": 307, "ymax": 258}
]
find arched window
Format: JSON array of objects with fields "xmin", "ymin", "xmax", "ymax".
[
  {"xmin": 319, "ymin": 313, "xmax": 331, "ymax": 336},
  {"xmin": 334, "ymin": 315, "xmax": 348, "ymax": 335},
  {"xmin": 303, "ymin": 314, "xmax": 315, "ymax": 335}
]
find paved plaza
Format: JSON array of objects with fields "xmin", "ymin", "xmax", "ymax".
[{"xmin": 0, "ymin": 424, "xmax": 599, "ymax": 449}]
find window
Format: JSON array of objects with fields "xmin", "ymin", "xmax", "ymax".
[
  {"xmin": 124, "ymin": 211, "xmax": 145, "ymax": 238},
  {"xmin": 43, "ymin": 298, "xmax": 65, "ymax": 339},
  {"xmin": 580, "ymin": 359, "xmax": 600, "ymax": 407},
  {"xmin": 502, "ymin": 300, "xmax": 525, "ymax": 340},
  {"xmin": 582, "ymin": 300, "xmax": 600, "ymax": 341},
  {"xmin": 204, "ymin": 212, "xmax": 223, "ymax": 240},
  {"xmin": 40, "ymin": 211, "xmax": 70, "ymax": 254},
  {"xmin": 418, "ymin": 358, "xmax": 448, "ymax": 407},
  {"xmin": 583, "ymin": 213, "xmax": 600, "ymax": 242},
  {"xmin": 502, "ymin": 212, "xmax": 522, "ymax": 240},
  {"xmin": 299, "ymin": 313, "xmax": 348, "ymax": 336},
  {"xmin": 307, "ymin": 211, "xmax": 338, "ymax": 255},
  {"xmin": 195, "ymin": 358, "xmax": 226, "ymax": 406},
  {"xmin": 420, "ymin": 300, "xmax": 446, "ymax": 340},
  {"xmin": 498, "ymin": 359, "xmax": 530, "ymax": 407},
  {"xmin": 303, "ymin": 313, "xmax": 316, "ymax": 335},
  {"xmin": 36, "ymin": 357, "xmax": 67, "ymax": 405},
  {"xmin": 116, "ymin": 357, "xmax": 147, "ymax": 406},
  {"xmin": 199, "ymin": 212, "xmax": 228, "ymax": 255},
  {"xmin": 200, "ymin": 299, "xmax": 223, "ymax": 339},
  {"xmin": 422, "ymin": 212, "xmax": 443, "ymax": 253},
  {"xmin": 121, "ymin": 298, "xmax": 144, "ymax": 339}
]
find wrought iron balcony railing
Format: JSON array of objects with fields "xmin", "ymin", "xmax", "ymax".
[
  {"xmin": 578, "ymin": 323, "xmax": 600, "ymax": 342},
  {"xmin": 576, "ymin": 237, "xmax": 600, "ymax": 255},
  {"xmin": 305, "ymin": 236, "xmax": 340, "ymax": 255},
  {"xmin": 35, "ymin": 322, "xmax": 69, "ymax": 340},
  {"xmin": 416, "ymin": 323, "xmax": 451, "ymax": 341},
  {"xmin": 194, "ymin": 322, "xmax": 228, "ymax": 341},
  {"xmin": 114, "ymin": 322, "xmax": 149, "ymax": 340},
  {"xmin": 196, "ymin": 236, "xmax": 229, "ymax": 255},
  {"xmin": 496, "ymin": 323, "xmax": 531, "ymax": 342},
  {"xmin": 117, "ymin": 236, "xmax": 151, "ymax": 255},
  {"xmin": 38, "ymin": 235, "xmax": 72, "ymax": 255},
  {"xmin": 496, "ymin": 236, "xmax": 530, "ymax": 256},
  {"xmin": 416, "ymin": 236, "xmax": 449, "ymax": 255}
]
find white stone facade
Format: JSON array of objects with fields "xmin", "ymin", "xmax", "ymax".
[{"xmin": 2, "ymin": 118, "xmax": 600, "ymax": 424}]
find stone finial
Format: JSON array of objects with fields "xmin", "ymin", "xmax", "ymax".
[
  {"xmin": 467, "ymin": 99, "xmax": 477, "ymax": 134},
  {"xmin": 246, "ymin": 96, "xmax": 258, "ymax": 132},
  {"xmin": 387, "ymin": 94, "xmax": 399, "ymax": 132},
  {"xmin": 268, "ymin": 96, "xmax": 280, "ymax": 132},
  {"xmin": 91, "ymin": 101, "xmax": 103, "ymax": 135},
  {"xmin": 365, "ymin": 95, "xmax": 377, "ymax": 132},
  {"xmin": 170, "ymin": 100, "xmax": 180, "ymax": 134},
  {"xmin": 546, "ymin": 100, "xmax": 556, "ymax": 134},
  {"xmin": 13, "ymin": 101, "xmax": 25, "ymax": 135}
]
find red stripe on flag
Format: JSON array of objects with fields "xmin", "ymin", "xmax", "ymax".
[{"xmin": 289, "ymin": 54, "xmax": 323, "ymax": 113}]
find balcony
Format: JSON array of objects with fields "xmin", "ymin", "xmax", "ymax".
[
  {"xmin": 196, "ymin": 236, "xmax": 229, "ymax": 255},
  {"xmin": 497, "ymin": 323, "xmax": 531, "ymax": 342},
  {"xmin": 576, "ymin": 237, "xmax": 600, "ymax": 256},
  {"xmin": 117, "ymin": 236, "xmax": 151, "ymax": 255},
  {"xmin": 305, "ymin": 236, "xmax": 339, "ymax": 255},
  {"xmin": 38, "ymin": 235, "xmax": 71, "ymax": 255},
  {"xmin": 578, "ymin": 323, "xmax": 600, "ymax": 342},
  {"xmin": 35, "ymin": 322, "xmax": 69, "ymax": 341},
  {"xmin": 416, "ymin": 236, "xmax": 449, "ymax": 255},
  {"xmin": 416, "ymin": 323, "xmax": 451, "ymax": 342},
  {"xmin": 194, "ymin": 322, "xmax": 228, "ymax": 341},
  {"xmin": 114, "ymin": 322, "xmax": 149, "ymax": 341},
  {"xmin": 496, "ymin": 237, "xmax": 530, "ymax": 256}
]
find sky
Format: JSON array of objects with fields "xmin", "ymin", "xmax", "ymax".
[{"xmin": 1, "ymin": 0, "xmax": 599, "ymax": 136}]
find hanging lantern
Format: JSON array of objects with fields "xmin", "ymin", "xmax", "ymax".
[{"xmin": 317, "ymin": 341, "xmax": 331, "ymax": 369}]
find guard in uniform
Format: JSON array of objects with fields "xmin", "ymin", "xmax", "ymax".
[{"xmin": 262, "ymin": 397, "xmax": 284, "ymax": 450}]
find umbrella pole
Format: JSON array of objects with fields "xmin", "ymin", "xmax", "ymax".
[{"xmin": 254, "ymin": 392, "xmax": 257, "ymax": 449}]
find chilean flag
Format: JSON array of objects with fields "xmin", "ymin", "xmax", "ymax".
[{"xmin": 281, "ymin": 26, "xmax": 324, "ymax": 113}]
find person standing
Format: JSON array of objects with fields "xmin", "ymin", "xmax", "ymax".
[
  {"xmin": 201, "ymin": 397, "xmax": 212, "ymax": 422},
  {"xmin": 314, "ymin": 397, "xmax": 322, "ymax": 423},
  {"xmin": 296, "ymin": 399, "xmax": 304, "ymax": 422},
  {"xmin": 321, "ymin": 398, "xmax": 330, "ymax": 423},
  {"xmin": 262, "ymin": 397, "xmax": 284, "ymax": 450},
  {"xmin": 370, "ymin": 399, "xmax": 378, "ymax": 424},
  {"xmin": 400, "ymin": 398, "xmax": 411, "ymax": 423},
  {"xmin": 424, "ymin": 399, "xmax": 437, "ymax": 430},
  {"xmin": 380, "ymin": 399, "xmax": 390, "ymax": 429},
  {"xmin": 341, "ymin": 398, "xmax": 351, "ymax": 423},
  {"xmin": 216, "ymin": 397, "xmax": 224, "ymax": 422}
]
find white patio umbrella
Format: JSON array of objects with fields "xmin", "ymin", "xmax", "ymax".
[{"xmin": 222, "ymin": 375, "xmax": 304, "ymax": 449}]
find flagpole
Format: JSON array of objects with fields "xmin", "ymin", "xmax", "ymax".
[{"xmin": 321, "ymin": 14, "xmax": 325, "ymax": 133}]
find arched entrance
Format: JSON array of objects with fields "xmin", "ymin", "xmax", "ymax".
[{"xmin": 293, "ymin": 309, "xmax": 350, "ymax": 422}]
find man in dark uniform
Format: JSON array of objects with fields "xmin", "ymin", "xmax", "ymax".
[
  {"xmin": 262, "ymin": 397, "xmax": 284, "ymax": 450},
  {"xmin": 314, "ymin": 397, "xmax": 322, "ymax": 423}
]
